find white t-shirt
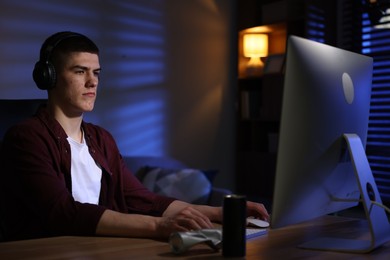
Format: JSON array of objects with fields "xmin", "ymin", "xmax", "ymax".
[{"xmin": 67, "ymin": 133, "xmax": 102, "ymax": 204}]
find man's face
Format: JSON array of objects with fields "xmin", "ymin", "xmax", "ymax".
[{"xmin": 51, "ymin": 52, "xmax": 101, "ymax": 117}]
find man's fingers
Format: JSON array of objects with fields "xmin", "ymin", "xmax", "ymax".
[{"xmin": 177, "ymin": 207, "xmax": 213, "ymax": 230}]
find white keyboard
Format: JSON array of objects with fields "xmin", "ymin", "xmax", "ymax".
[{"xmin": 246, "ymin": 228, "xmax": 267, "ymax": 239}]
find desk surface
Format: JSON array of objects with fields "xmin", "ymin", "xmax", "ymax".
[{"xmin": 1, "ymin": 215, "xmax": 389, "ymax": 259}]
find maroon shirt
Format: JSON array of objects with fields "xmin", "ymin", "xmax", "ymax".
[{"xmin": 0, "ymin": 106, "xmax": 175, "ymax": 241}]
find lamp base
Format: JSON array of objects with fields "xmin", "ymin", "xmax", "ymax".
[
  {"xmin": 245, "ymin": 57, "xmax": 265, "ymax": 77},
  {"xmin": 246, "ymin": 65, "xmax": 263, "ymax": 77}
]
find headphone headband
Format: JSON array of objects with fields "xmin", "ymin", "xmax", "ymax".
[{"xmin": 39, "ymin": 32, "xmax": 84, "ymax": 64}]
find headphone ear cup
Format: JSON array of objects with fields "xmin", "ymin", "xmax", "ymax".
[{"xmin": 33, "ymin": 60, "xmax": 56, "ymax": 90}]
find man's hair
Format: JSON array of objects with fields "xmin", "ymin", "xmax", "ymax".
[{"xmin": 40, "ymin": 31, "xmax": 99, "ymax": 69}]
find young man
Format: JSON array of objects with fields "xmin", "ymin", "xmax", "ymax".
[{"xmin": 0, "ymin": 31, "xmax": 269, "ymax": 241}]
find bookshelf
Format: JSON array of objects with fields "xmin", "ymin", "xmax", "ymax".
[{"xmin": 236, "ymin": 75, "xmax": 284, "ymax": 201}]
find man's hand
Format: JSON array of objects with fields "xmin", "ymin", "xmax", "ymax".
[
  {"xmin": 246, "ymin": 201, "xmax": 270, "ymax": 221},
  {"xmin": 156, "ymin": 206, "xmax": 214, "ymax": 237}
]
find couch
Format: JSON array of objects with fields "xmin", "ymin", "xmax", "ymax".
[{"xmin": 123, "ymin": 156, "xmax": 231, "ymax": 206}]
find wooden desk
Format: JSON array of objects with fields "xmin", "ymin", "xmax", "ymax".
[{"xmin": 1, "ymin": 215, "xmax": 389, "ymax": 259}]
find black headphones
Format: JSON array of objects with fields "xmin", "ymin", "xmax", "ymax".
[{"xmin": 32, "ymin": 31, "xmax": 86, "ymax": 90}]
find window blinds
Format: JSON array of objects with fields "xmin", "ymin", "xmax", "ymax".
[{"xmin": 362, "ymin": 10, "xmax": 390, "ymax": 205}]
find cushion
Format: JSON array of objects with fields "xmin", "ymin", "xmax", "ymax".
[{"xmin": 136, "ymin": 166, "xmax": 214, "ymax": 204}]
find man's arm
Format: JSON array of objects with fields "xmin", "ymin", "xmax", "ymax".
[
  {"xmin": 95, "ymin": 209, "xmax": 161, "ymax": 238},
  {"xmin": 95, "ymin": 201, "xmax": 217, "ymax": 238},
  {"xmin": 95, "ymin": 200, "xmax": 269, "ymax": 239}
]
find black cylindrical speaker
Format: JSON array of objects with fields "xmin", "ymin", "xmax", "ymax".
[{"xmin": 222, "ymin": 194, "xmax": 247, "ymax": 257}]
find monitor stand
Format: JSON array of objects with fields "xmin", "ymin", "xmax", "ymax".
[{"xmin": 299, "ymin": 133, "xmax": 390, "ymax": 253}]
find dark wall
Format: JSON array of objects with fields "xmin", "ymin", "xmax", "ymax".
[{"xmin": 0, "ymin": 0, "xmax": 237, "ymax": 191}]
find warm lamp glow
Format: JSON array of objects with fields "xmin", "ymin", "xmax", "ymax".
[
  {"xmin": 242, "ymin": 33, "xmax": 268, "ymax": 76},
  {"xmin": 243, "ymin": 34, "xmax": 268, "ymax": 58}
]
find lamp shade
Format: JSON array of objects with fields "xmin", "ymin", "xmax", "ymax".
[{"xmin": 243, "ymin": 34, "xmax": 268, "ymax": 58}]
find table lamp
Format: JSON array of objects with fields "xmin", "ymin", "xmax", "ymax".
[{"xmin": 243, "ymin": 33, "xmax": 268, "ymax": 76}]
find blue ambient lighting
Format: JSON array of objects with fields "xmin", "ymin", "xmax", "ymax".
[{"xmin": 1, "ymin": 0, "xmax": 167, "ymax": 156}]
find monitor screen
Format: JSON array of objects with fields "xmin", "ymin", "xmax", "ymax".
[
  {"xmin": 272, "ymin": 36, "xmax": 373, "ymax": 229},
  {"xmin": 269, "ymin": 36, "xmax": 390, "ymax": 252},
  {"xmin": 270, "ymin": 35, "xmax": 390, "ymax": 253}
]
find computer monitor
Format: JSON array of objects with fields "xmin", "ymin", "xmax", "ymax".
[{"xmin": 271, "ymin": 35, "xmax": 390, "ymax": 253}]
